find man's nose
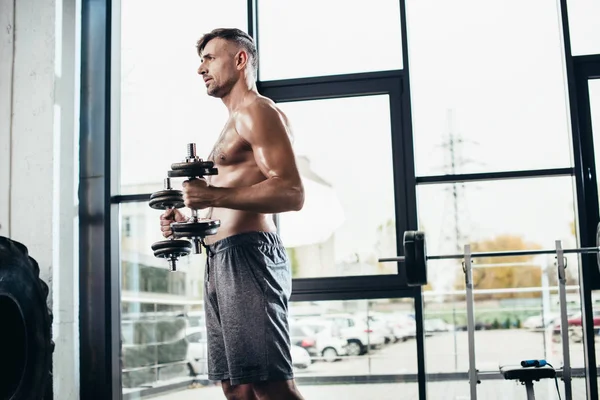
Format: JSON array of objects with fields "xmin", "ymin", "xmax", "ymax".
[{"xmin": 197, "ymin": 65, "xmax": 206, "ymax": 75}]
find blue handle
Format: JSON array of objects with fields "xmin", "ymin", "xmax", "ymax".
[{"xmin": 521, "ymin": 359, "xmax": 547, "ymax": 367}]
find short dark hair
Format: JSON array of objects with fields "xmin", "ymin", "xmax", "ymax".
[{"xmin": 196, "ymin": 28, "xmax": 258, "ymax": 75}]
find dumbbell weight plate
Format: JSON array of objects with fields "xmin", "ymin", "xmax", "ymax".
[
  {"xmin": 404, "ymin": 230, "xmax": 428, "ymax": 286},
  {"xmin": 171, "ymin": 220, "xmax": 221, "ymax": 239},
  {"xmin": 148, "ymin": 190, "xmax": 184, "ymax": 209},
  {"xmin": 150, "ymin": 189, "xmax": 182, "ymax": 199},
  {"xmin": 151, "ymin": 239, "xmax": 192, "ymax": 258},
  {"xmin": 168, "ymin": 166, "xmax": 219, "ymax": 178},
  {"xmin": 171, "ymin": 160, "xmax": 215, "ymax": 170}
]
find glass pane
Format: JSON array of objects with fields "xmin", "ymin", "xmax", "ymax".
[
  {"xmin": 288, "ymin": 299, "xmax": 416, "ymax": 374},
  {"xmin": 407, "ymin": 0, "xmax": 573, "ymax": 176},
  {"xmin": 120, "ymin": 200, "xmax": 208, "ymax": 398},
  {"xmin": 418, "ymin": 176, "xmax": 588, "ymax": 397},
  {"xmin": 118, "ymin": 0, "xmax": 247, "ymax": 195},
  {"xmin": 567, "ymin": 0, "xmax": 600, "ymax": 56},
  {"xmin": 257, "ymin": 0, "xmax": 403, "ymax": 80},
  {"xmin": 417, "ymin": 177, "xmax": 578, "ymax": 261},
  {"xmin": 424, "ymin": 260, "xmax": 585, "ymax": 373},
  {"xmin": 275, "ymin": 96, "xmax": 397, "ymax": 278}
]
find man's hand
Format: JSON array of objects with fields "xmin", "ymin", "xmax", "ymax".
[
  {"xmin": 182, "ymin": 178, "xmax": 221, "ymax": 210},
  {"xmin": 159, "ymin": 208, "xmax": 187, "ymax": 238}
]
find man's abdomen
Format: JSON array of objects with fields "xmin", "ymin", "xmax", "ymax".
[{"xmin": 205, "ymin": 208, "xmax": 276, "ymax": 244}]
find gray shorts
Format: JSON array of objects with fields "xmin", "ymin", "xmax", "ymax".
[{"xmin": 203, "ymin": 231, "xmax": 294, "ymax": 385}]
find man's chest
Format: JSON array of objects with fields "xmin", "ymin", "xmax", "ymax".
[{"xmin": 208, "ymin": 122, "xmax": 250, "ymax": 166}]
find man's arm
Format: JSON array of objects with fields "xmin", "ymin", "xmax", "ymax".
[{"xmin": 212, "ymin": 101, "xmax": 305, "ymax": 213}]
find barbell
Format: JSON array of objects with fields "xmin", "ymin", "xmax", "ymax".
[{"xmin": 379, "ymin": 223, "xmax": 600, "ymax": 286}]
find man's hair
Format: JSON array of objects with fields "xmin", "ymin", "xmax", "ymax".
[{"xmin": 196, "ymin": 28, "xmax": 258, "ymax": 75}]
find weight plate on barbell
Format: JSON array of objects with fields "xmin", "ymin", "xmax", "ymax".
[
  {"xmin": 167, "ymin": 167, "xmax": 219, "ymax": 178},
  {"xmin": 403, "ymin": 230, "xmax": 427, "ymax": 286},
  {"xmin": 171, "ymin": 220, "xmax": 221, "ymax": 239},
  {"xmin": 171, "ymin": 160, "xmax": 215, "ymax": 170},
  {"xmin": 151, "ymin": 239, "xmax": 192, "ymax": 258},
  {"xmin": 148, "ymin": 191, "xmax": 185, "ymax": 210},
  {"xmin": 150, "ymin": 189, "xmax": 182, "ymax": 200}
]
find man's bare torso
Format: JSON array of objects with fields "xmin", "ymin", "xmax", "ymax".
[{"xmin": 203, "ymin": 96, "xmax": 290, "ymax": 244}]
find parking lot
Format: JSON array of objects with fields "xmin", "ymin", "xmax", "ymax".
[
  {"xmin": 289, "ymin": 328, "xmax": 588, "ymax": 377},
  {"xmin": 145, "ymin": 329, "xmax": 594, "ymax": 400}
]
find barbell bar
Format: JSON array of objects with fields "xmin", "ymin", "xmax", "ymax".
[{"xmin": 379, "ymin": 225, "xmax": 600, "ymax": 286}]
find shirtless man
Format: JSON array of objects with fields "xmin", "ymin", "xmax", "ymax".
[{"xmin": 159, "ymin": 28, "xmax": 306, "ymax": 400}]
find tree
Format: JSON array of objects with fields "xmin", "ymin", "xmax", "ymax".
[
  {"xmin": 453, "ymin": 235, "xmax": 544, "ymax": 300},
  {"xmin": 286, "ymin": 247, "xmax": 300, "ymax": 278}
]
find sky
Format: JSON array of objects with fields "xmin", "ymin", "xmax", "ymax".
[{"xmin": 117, "ymin": 0, "xmax": 600, "ymax": 286}]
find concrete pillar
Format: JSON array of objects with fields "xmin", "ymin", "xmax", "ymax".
[{"xmin": 0, "ymin": 0, "xmax": 80, "ymax": 398}]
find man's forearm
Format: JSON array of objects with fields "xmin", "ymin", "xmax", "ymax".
[{"xmin": 212, "ymin": 177, "xmax": 304, "ymax": 213}]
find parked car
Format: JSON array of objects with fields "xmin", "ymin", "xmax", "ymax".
[
  {"xmin": 522, "ymin": 313, "xmax": 558, "ymax": 330},
  {"xmin": 186, "ymin": 327, "xmax": 208, "ymax": 376},
  {"xmin": 356, "ymin": 312, "xmax": 395, "ymax": 344},
  {"xmin": 291, "ymin": 345, "xmax": 312, "ymax": 370},
  {"xmin": 380, "ymin": 313, "xmax": 417, "ymax": 342},
  {"xmin": 290, "ymin": 318, "xmax": 347, "ymax": 362},
  {"xmin": 424, "ymin": 318, "xmax": 454, "ymax": 333},
  {"xmin": 320, "ymin": 313, "xmax": 386, "ymax": 356},
  {"xmin": 187, "ymin": 326, "xmax": 312, "ymax": 374},
  {"xmin": 552, "ymin": 311, "xmax": 600, "ymax": 342}
]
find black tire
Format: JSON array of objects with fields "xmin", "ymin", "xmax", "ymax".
[{"xmin": 0, "ymin": 236, "xmax": 54, "ymax": 400}]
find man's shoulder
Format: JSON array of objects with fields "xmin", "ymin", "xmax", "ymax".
[
  {"xmin": 238, "ymin": 95, "xmax": 287, "ymax": 127},
  {"xmin": 241, "ymin": 95, "xmax": 280, "ymax": 117},
  {"xmin": 234, "ymin": 95, "xmax": 290, "ymax": 142}
]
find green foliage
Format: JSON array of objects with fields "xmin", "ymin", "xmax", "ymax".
[{"xmin": 287, "ymin": 247, "xmax": 300, "ymax": 278}]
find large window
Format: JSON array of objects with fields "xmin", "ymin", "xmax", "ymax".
[
  {"xmin": 257, "ymin": 0, "xmax": 403, "ymax": 80},
  {"xmin": 82, "ymin": 0, "xmax": 600, "ymax": 398},
  {"xmin": 405, "ymin": 0, "xmax": 595, "ymax": 397}
]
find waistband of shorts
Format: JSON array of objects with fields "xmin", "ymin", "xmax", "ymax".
[{"xmin": 205, "ymin": 231, "xmax": 284, "ymax": 254}]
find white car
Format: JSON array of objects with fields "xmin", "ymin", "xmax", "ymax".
[
  {"xmin": 291, "ymin": 345, "xmax": 311, "ymax": 370},
  {"xmin": 320, "ymin": 314, "xmax": 386, "ymax": 356},
  {"xmin": 380, "ymin": 313, "xmax": 417, "ymax": 342},
  {"xmin": 186, "ymin": 327, "xmax": 208, "ymax": 376},
  {"xmin": 186, "ymin": 326, "xmax": 311, "ymax": 374},
  {"xmin": 291, "ymin": 319, "xmax": 348, "ymax": 362}
]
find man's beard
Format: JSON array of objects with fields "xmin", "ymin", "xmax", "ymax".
[{"xmin": 207, "ymin": 77, "xmax": 236, "ymax": 98}]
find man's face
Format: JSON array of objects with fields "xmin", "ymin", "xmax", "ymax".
[{"xmin": 197, "ymin": 38, "xmax": 239, "ymax": 98}]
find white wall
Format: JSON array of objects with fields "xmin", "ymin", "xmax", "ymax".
[{"xmin": 0, "ymin": 0, "xmax": 80, "ymax": 398}]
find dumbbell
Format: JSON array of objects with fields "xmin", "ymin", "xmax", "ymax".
[
  {"xmin": 167, "ymin": 143, "xmax": 221, "ymax": 254},
  {"xmin": 149, "ymin": 143, "xmax": 221, "ymax": 271},
  {"xmin": 149, "ymin": 177, "xmax": 193, "ymax": 271}
]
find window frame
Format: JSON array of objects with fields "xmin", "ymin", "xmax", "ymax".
[{"xmin": 80, "ymin": 0, "xmax": 600, "ymax": 399}]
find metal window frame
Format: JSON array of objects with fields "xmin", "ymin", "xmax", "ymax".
[
  {"xmin": 79, "ymin": 0, "xmax": 600, "ymax": 399},
  {"xmin": 569, "ymin": 54, "xmax": 600, "ymax": 400},
  {"xmin": 79, "ymin": 1, "xmax": 122, "ymax": 399}
]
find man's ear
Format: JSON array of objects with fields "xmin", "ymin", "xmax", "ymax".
[{"xmin": 235, "ymin": 50, "xmax": 248, "ymax": 71}]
